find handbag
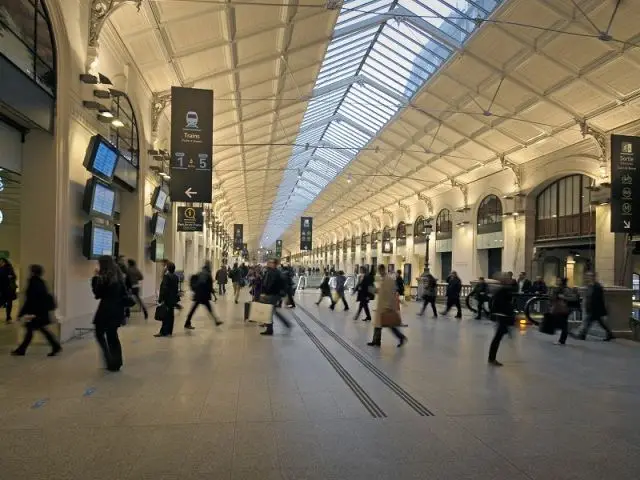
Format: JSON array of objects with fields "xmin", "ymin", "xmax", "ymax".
[
  {"xmin": 248, "ymin": 301, "xmax": 274, "ymax": 325},
  {"xmin": 380, "ymin": 309, "xmax": 402, "ymax": 327},
  {"xmin": 154, "ymin": 304, "xmax": 169, "ymax": 321},
  {"xmin": 539, "ymin": 313, "xmax": 556, "ymax": 335}
]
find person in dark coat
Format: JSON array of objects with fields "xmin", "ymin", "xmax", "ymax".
[
  {"xmin": 0, "ymin": 258, "xmax": 17, "ymax": 323},
  {"xmin": 550, "ymin": 277, "xmax": 573, "ymax": 345},
  {"xmin": 418, "ymin": 273, "xmax": 438, "ymax": 317},
  {"xmin": 441, "ymin": 271, "xmax": 462, "ymax": 318},
  {"xmin": 331, "ymin": 271, "xmax": 349, "ymax": 311},
  {"xmin": 215, "ymin": 266, "xmax": 228, "ymax": 295},
  {"xmin": 155, "ymin": 261, "xmax": 180, "ymax": 337},
  {"xmin": 126, "ymin": 259, "xmax": 148, "ymax": 319},
  {"xmin": 354, "ymin": 266, "xmax": 374, "ymax": 321},
  {"xmin": 316, "ymin": 273, "xmax": 336, "ymax": 308},
  {"xmin": 260, "ymin": 258, "xmax": 292, "ymax": 336},
  {"xmin": 531, "ymin": 276, "xmax": 547, "ymax": 295},
  {"xmin": 91, "ymin": 255, "xmax": 127, "ymax": 372},
  {"xmin": 11, "ymin": 265, "xmax": 61, "ymax": 356},
  {"xmin": 517, "ymin": 272, "xmax": 532, "ymax": 294},
  {"xmin": 576, "ymin": 272, "xmax": 614, "ymax": 341},
  {"xmin": 488, "ymin": 274, "xmax": 515, "ymax": 367},
  {"xmin": 471, "ymin": 277, "xmax": 489, "ymax": 320},
  {"xmin": 186, "ymin": 261, "xmax": 223, "ymax": 329},
  {"xmin": 395, "ymin": 270, "xmax": 405, "ymax": 299}
]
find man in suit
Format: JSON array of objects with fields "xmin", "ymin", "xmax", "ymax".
[
  {"xmin": 575, "ymin": 272, "xmax": 614, "ymax": 341},
  {"xmin": 517, "ymin": 272, "xmax": 532, "ymax": 294}
]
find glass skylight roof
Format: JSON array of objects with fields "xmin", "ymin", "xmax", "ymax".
[{"xmin": 261, "ymin": 0, "xmax": 502, "ymax": 246}]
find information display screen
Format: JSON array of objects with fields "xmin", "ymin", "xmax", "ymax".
[
  {"xmin": 150, "ymin": 239, "xmax": 165, "ymax": 262},
  {"xmin": 152, "ymin": 186, "xmax": 169, "ymax": 212},
  {"xmin": 151, "ymin": 213, "xmax": 166, "ymax": 235},
  {"xmin": 92, "ymin": 226, "xmax": 114, "ymax": 257},
  {"xmin": 92, "ymin": 182, "xmax": 116, "ymax": 217},
  {"xmin": 84, "ymin": 135, "xmax": 119, "ymax": 182}
]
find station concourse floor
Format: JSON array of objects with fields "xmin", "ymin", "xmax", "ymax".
[{"xmin": 1, "ymin": 291, "xmax": 639, "ymax": 480}]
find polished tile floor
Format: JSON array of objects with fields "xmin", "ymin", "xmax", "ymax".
[{"xmin": 0, "ymin": 291, "xmax": 639, "ymax": 479}]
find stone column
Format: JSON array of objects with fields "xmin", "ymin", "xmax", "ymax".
[{"xmin": 595, "ymin": 205, "xmax": 630, "ymax": 287}]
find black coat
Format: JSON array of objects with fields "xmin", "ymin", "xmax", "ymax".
[
  {"xmin": 395, "ymin": 276, "xmax": 405, "ymax": 296},
  {"xmin": 0, "ymin": 263, "xmax": 17, "ymax": 301},
  {"xmin": 586, "ymin": 282, "xmax": 607, "ymax": 318},
  {"xmin": 193, "ymin": 271, "xmax": 215, "ymax": 302},
  {"xmin": 531, "ymin": 281, "xmax": 547, "ymax": 294},
  {"xmin": 519, "ymin": 278, "xmax": 532, "ymax": 294},
  {"xmin": 355, "ymin": 274, "xmax": 374, "ymax": 302},
  {"xmin": 158, "ymin": 272, "xmax": 180, "ymax": 307},
  {"xmin": 490, "ymin": 285, "xmax": 515, "ymax": 325},
  {"xmin": 319, "ymin": 276, "xmax": 331, "ymax": 296},
  {"xmin": 446, "ymin": 276, "xmax": 462, "ymax": 298},
  {"xmin": 19, "ymin": 276, "xmax": 53, "ymax": 327},
  {"xmin": 261, "ymin": 268, "xmax": 284, "ymax": 303},
  {"xmin": 91, "ymin": 275, "xmax": 126, "ymax": 327}
]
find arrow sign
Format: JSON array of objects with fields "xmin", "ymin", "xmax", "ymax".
[
  {"xmin": 624, "ymin": 220, "xmax": 631, "ymax": 229},
  {"xmin": 185, "ymin": 187, "xmax": 198, "ymax": 199}
]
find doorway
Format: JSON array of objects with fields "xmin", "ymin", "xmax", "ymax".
[
  {"xmin": 440, "ymin": 252, "xmax": 452, "ymax": 280},
  {"xmin": 487, "ymin": 248, "xmax": 502, "ymax": 279}
]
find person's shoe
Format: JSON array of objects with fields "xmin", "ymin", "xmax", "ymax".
[
  {"xmin": 397, "ymin": 337, "xmax": 407, "ymax": 348},
  {"xmin": 344, "ymin": 307, "xmax": 349, "ymax": 312},
  {"xmin": 455, "ymin": 314, "xmax": 462, "ymax": 319},
  {"xmin": 363, "ymin": 317, "xmax": 372, "ymax": 322},
  {"xmin": 315, "ymin": 302, "xmax": 320, "ymax": 306},
  {"xmin": 107, "ymin": 366, "xmax": 121, "ymax": 372},
  {"xmin": 184, "ymin": 325, "xmax": 195, "ymax": 330},
  {"xmin": 367, "ymin": 341, "xmax": 381, "ymax": 347},
  {"xmin": 574, "ymin": 334, "xmax": 586, "ymax": 340},
  {"xmin": 143, "ymin": 312, "xmax": 149, "ymax": 320},
  {"xmin": 554, "ymin": 341, "xmax": 565, "ymax": 346},
  {"xmin": 48, "ymin": 347, "xmax": 62, "ymax": 357},
  {"xmin": 154, "ymin": 333, "xmax": 167, "ymax": 337},
  {"xmin": 329, "ymin": 304, "xmax": 335, "ymax": 311},
  {"xmin": 235, "ymin": 300, "xmax": 238, "ymax": 304},
  {"xmin": 261, "ymin": 329, "xmax": 274, "ymax": 336},
  {"xmin": 488, "ymin": 360, "xmax": 503, "ymax": 367},
  {"xmin": 10, "ymin": 350, "xmax": 25, "ymax": 356},
  {"xmin": 603, "ymin": 335, "xmax": 615, "ymax": 342},
  {"xmin": 439, "ymin": 311, "xmax": 447, "ymax": 316},
  {"xmin": 475, "ymin": 316, "xmax": 481, "ymax": 320},
  {"xmin": 215, "ymin": 320, "xmax": 224, "ymax": 326}
]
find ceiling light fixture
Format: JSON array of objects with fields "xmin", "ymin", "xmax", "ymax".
[
  {"xmin": 98, "ymin": 109, "xmax": 114, "ymax": 118},
  {"xmin": 111, "ymin": 118, "xmax": 125, "ymax": 128}
]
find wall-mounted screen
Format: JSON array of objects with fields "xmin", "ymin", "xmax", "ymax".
[
  {"xmin": 83, "ymin": 221, "xmax": 115, "ymax": 260},
  {"xmin": 83, "ymin": 134, "xmax": 119, "ymax": 183},
  {"xmin": 151, "ymin": 186, "xmax": 168, "ymax": 212},
  {"xmin": 150, "ymin": 239, "xmax": 165, "ymax": 262},
  {"xmin": 82, "ymin": 177, "xmax": 116, "ymax": 220},
  {"xmin": 150, "ymin": 212, "xmax": 166, "ymax": 236},
  {"xmin": 113, "ymin": 155, "xmax": 138, "ymax": 192}
]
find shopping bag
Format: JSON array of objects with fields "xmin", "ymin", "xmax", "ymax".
[
  {"xmin": 249, "ymin": 302, "xmax": 274, "ymax": 325},
  {"xmin": 332, "ymin": 292, "xmax": 339, "ymax": 303},
  {"xmin": 380, "ymin": 309, "xmax": 402, "ymax": 327}
]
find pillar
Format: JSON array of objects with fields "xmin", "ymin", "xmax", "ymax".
[{"xmin": 595, "ymin": 205, "xmax": 630, "ymax": 287}]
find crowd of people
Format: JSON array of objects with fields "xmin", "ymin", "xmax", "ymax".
[{"xmin": 4, "ymin": 251, "xmax": 616, "ymax": 372}]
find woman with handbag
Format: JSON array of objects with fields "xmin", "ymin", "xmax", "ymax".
[
  {"xmin": 11, "ymin": 265, "xmax": 61, "ymax": 357},
  {"xmin": 155, "ymin": 261, "xmax": 180, "ymax": 337},
  {"xmin": 91, "ymin": 255, "xmax": 127, "ymax": 371},
  {"xmin": 367, "ymin": 264, "xmax": 407, "ymax": 348}
]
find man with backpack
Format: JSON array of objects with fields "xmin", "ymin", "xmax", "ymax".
[{"xmin": 185, "ymin": 261, "xmax": 223, "ymax": 329}]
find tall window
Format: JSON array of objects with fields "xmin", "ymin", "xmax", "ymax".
[
  {"xmin": 0, "ymin": 0, "xmax": 56, "ymax": 95},
  {"xmin": 477, "ymin": 195, "xmax": 503, "ymax": 235},
  {"xmin": 436, "ymin": 209, "xmax": 452, "ymax": 240},
  {"xmin": 396, "ymin": 222, "xmax": 407, "ymax": 246},
  {"xmin": 110, "ymin": 94, "xmax": 140, "ymax": 191},
  {"xmin": 414, "ymin": 216, "xmax": 426, "ymax": 243},
  {"xmin": 370, "ymin": 229, "xmax": 378, "ymax": 248},
  {"xmin": 536, "ymin": 175, "xmax": 595, "ymax": 240}
]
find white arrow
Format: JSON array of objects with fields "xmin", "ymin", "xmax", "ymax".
[
  {"xmin": 624, "ymin": 220, "xmax": 631, "ymax": 229},
  {"xmin": 185, "ymin": 187, "xmax": 198, "ymax": 199}
]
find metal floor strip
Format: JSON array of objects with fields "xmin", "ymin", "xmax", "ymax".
[
  {"xmin": 299, "ymin": 306, "xmax": 434, "ymax": 417},
  {"xmin": 290, "ymin": 312, "xmax": 387, "ymax": 419}
]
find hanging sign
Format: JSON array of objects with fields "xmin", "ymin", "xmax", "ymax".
[
  {"xmin": 177, "ymin": 206, "xmax": 204, "ymax": 232},
  {"xmin": 611, "ymin": 134, "xmax": 640, "ymax": 233},
  {"xmin": 233, "ymin": 224, "xmax": 243, "ymax": 251},
  {"xmin": 170, "ymin": 87, "xmax": 213, "ymax": 203},
  {"xmin": 300, "ymin": 217, "xmax": 313, "ymax": 251},
  {"xmin": 275, "ymin": 240, "xmax": 283, "ymax": 258}
]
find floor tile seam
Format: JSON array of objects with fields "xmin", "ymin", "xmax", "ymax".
[
  {"xmin": 296, "ymin": 305, "xmax": 434, "ymax": 417},
  {"xmin": 289, "ymin": 311, "xmax": 386, "ymax": 419}
]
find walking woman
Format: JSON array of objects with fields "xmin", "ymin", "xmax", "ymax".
[
  {"xmin": 11, "ymin": 265, "xmax": 61, "ymax": 356},
  {"xmin": 354, "ymin": 266, "xmax": 373, "ymax": 321},
  {"xmin": 0, "ymin": 258, "xmax": 17, "ymax": 323},
  {"xmin": 418, "ymin": 273, "xmax": 438, "ymax": 318},
  {"xmin": 91, "ymin": 255, "xmax": 127, "ymax": 372},
  {"xmin": 367, "ymin": 264, "xmax": 407, "ymax": 347}
]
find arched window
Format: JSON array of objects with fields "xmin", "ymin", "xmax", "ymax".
[
  {"xmin": 0, "ymin": 0, "xmax": 56, "ymax": 95},
  {"xmin": 477, "ymin": 195, "xmax": 503, "ymax": 234},
  {"xmin": 536, "ymin": 175, "xmax": 595, "ymax": 240},
  {"xmin": 436, "ymin": 209, "xmax": 452, "ymax": 240},
  {"xmin": 382, "ymin": 227, "xmax": 392, "ymax": 254},
  {"xmin": 351, "ymin": 236, "xmax": 356, "ymax": 250},
  {"xmin": 110, "ymin": 93, "xmax": 140, "ymax": 191},
  {"xmin": 361, "ymin": 232, "xmax": 368, "ymax": 247},
  {"xmin": 414, "ymin": 216, "xmax": 426, "ymax": 243},
  {"xmin": 396, "ymin": 222, "xmax": 407, "ymax": 246},
  {"xmin": 370, "ymin": 229, "xmax": 378, "ymax": 248}
]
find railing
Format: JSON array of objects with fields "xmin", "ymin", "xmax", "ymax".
[{"xmin": 524, "ymin": 295, "xmax": 583, "ymax": 327}]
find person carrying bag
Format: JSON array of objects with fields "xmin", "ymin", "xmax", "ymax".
[{"xmin": 367, "ymin": 264, "xmax": 407, "ymax": 348}]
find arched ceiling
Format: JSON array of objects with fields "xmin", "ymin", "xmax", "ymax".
[{"xmin": 108, "ymin": 0, "xmax": 640, "ymax": 252}]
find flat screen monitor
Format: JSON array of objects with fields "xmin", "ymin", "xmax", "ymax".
[
  {"xmin": 151, "ymin": 186, "xmax": 168, "ymax": 212},
  {"xmin": 82, "ymin": 177, "xmax": 116, "ymax": 220},
  {"xmin": 83, "ymin": 135, "xmax": 119, "ymax": 182},
  {"xmin": 150, "ymin": 212, "xmax": 166, "ymax": 236},
  {"xmin": 83, "ymin": 221, "xmax": 115, "ymax": 260},
  {"xmin": 113, "ymin": 155, "xmax": 138, "ymax": 191},
  {"xmin": 150, "ymin": 239, "xmax": 165, "ymax": 262}
]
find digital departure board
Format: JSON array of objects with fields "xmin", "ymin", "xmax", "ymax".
[
  {"xmin": 151, "ymin": 186, "xmax": 169, "ymax": 212},
  {"xmin": 83, "ymin": 178, "xmax": 116, "ymax": 220},
  {"xmin": 150, "ymin": 212, "xmax": 166, "ymax": 236},
  {"xmin": 83, "ymin": 221, "xmax": 115, "ymax": 260},
  {"xmin": 83, "ymin": 135, "xmax": 119, "ymax": 183}
]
